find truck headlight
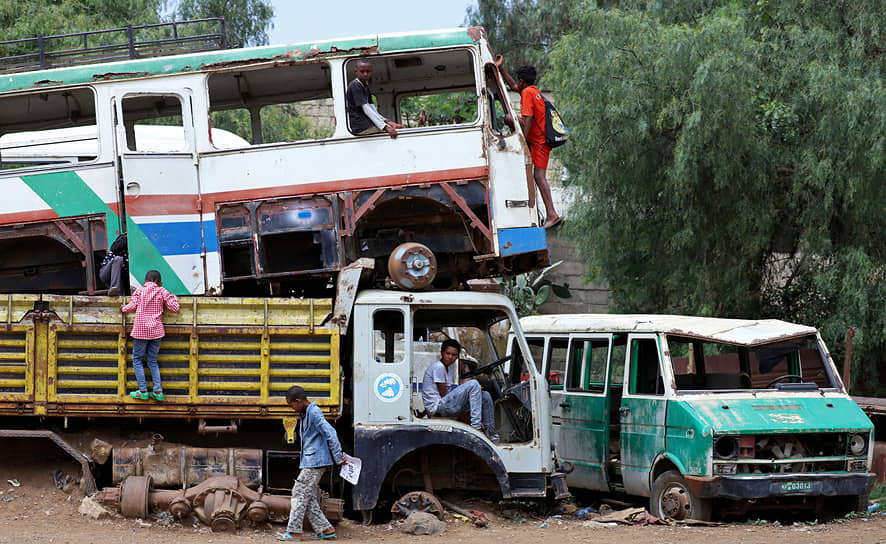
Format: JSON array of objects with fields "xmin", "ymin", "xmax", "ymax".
[
  {"xmin": 714, "ymin": 435, "xmax": 739, "ymax": 460},
  {"xmin": 849, "ymin": 433, "xmax": 868, "ymax": 456}
]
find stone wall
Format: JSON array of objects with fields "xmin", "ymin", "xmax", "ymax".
[
  {"xmin": 507, "ymin": 90, "xmax": 612, "ymax": 315},
  {"xmin": 290, "ymin": 98, "xmax": 335, "ymax": 135}
]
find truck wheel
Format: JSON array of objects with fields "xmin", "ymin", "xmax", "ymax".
[{"xmin": 650, "ymin": 470, "xmax": 712, "ymax": 521}]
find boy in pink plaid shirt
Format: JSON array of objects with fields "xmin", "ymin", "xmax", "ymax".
[{"xmin": 122, "ymin": 270, "xmax": 180, "ymax": 401}]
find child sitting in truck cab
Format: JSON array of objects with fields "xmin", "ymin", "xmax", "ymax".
[{"xmin": 421, "ymin": 339, "xmax": 500, "ymax": 442}]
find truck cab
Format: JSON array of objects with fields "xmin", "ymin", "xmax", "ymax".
[
  {"xmin": 350, "ymin": 290, "xmax": 566, "ymax": 514},
  {"xmin": 512, "ymin": 314, "xmax": 875, "ymax": 520}
]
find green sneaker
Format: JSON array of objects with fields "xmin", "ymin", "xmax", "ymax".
[
  {"xmin": 129, "ymin": 390, "xmax": 149, "ymax": 400},
  {"xmin": 149, "ymin": 391, "xmax": 164, "ymax": 401}
]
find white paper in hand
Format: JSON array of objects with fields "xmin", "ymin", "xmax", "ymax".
[{"xmin": 340, "ymin": 453, "xmax": 362, "ymax": 485}]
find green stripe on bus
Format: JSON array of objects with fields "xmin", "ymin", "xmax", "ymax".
[{"xmin": 20, "ymin": 171, "xmax": 190, "ymax": 295}]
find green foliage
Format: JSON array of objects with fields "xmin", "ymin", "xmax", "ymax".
[
  {"xmin": 465, "ymin": 0, "xmax": 582, "ymax": 75},
  {"xmin": 0, "ymin": 0, "xmax": 272, "ymax": 50},
  {"xmin": 501, "ymin": 261, "xmax": 571, "ymax": 317},
  {"xmin": 399, "ymin": 92, "xmax": 479, "ymax": 128},
  {"xmin": 0, "ymin": 0, "xmax": 163, "ymax": 45},
  {"xmin": 166, "ymin": 0, "xmax": 274, "ymax": 46},
  {"xmin": 544, "ymin": 1, "xmax": 886, "ymax": 394}
]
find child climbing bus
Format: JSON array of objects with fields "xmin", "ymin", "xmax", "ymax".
[{"xmin": 122, "ymin": 270, "xmax": 180, "ymax": 401}]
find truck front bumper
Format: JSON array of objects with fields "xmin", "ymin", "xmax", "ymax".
[{"xmin": 684, "ymin": 472, "xmax": 876, "ymax": 500}]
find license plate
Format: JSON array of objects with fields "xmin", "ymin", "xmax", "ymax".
[{"xmin": 779, "ymin": 481, "xmax": 812, "ymax": 493}]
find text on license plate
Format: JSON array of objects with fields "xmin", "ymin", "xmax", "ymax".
[{"xmin": 780, "ymin": 481, "xmax": 812, "ymax": 493}]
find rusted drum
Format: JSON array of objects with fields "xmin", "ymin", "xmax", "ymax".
[
  {"xmin": 388, "ymin": 242, "xmax": 437, "ymax": 290},
  {"xmin": 113, "ymin": 447, "xmax": 262, "ymax": 489},
  {"xmin": 120, "ymin": 475, "xmax": 152, "ymax": 519},
  {"xmin": 390, "ymin": 490, "xmax": 444, "ymax": 520}
]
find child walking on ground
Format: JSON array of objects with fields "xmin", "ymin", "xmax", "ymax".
[
  {"xmin": 122, "ymin": 270, "xmax": 180, "ymax": 401},
  {"xmin": 277, "ymin": 385, "xmax": 345, "ymax": 542}
]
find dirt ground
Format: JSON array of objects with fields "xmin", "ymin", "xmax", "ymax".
[{"xmin": 1, "ymin": 441, "xmax": 884, "ymax": 544}]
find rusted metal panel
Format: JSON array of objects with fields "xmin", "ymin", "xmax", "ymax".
[
  {"xmin": 0, "ymin": 294, "xmax": 340, "ymax": 420},
  {"xmin": 854, "ymin": 396, "xmax": 886, "ymax": 417}
]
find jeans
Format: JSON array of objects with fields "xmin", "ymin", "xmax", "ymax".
[
  {"xmin": 132, "ymin": 338, "xmax": 162, "ymax": 393},
  {"xmin": 434, "ymin": 379, "xmax": 495, "ymax": 431}
]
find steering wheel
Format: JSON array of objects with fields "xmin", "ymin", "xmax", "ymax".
[
  {"xmin": 463, "ymin": 355, "xmax": 512, "ymax": 379},
  {"xmin": 765, "ymin": 374, "xmax": 804, "ymax": 388}
]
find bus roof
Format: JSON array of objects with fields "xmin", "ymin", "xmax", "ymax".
[
  {"xmin": 519, "ymin": 314, "xmax": 819, "ymax": 347},
  {"xmin": 0, "ymin": 27, "xmax": 483, "ymax": 95}
]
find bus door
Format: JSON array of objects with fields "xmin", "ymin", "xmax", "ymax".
[
  {"xmin": 619, "ymin": 333, "xmax": 667, "ymax": 496},
  {"xmin": 549, "ymin": 335, "xmax": 612, "ymax": 491},
  {"xmin": 113, "ymin": 89, "xmax": 204, "ymax": 295}
]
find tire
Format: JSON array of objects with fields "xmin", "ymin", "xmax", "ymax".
[{"xmin": 649, "ymin": 470, "xmax": 712, "ymax": 521}]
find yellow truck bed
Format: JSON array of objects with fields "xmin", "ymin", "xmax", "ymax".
[{"xmin": 0, "ymin": 294, "xmax": 340, "ymax": 419}]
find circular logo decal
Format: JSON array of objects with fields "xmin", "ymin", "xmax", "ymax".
[
  {"xmin": 551, "ymin": 112, "xmax": 567, "ymax": 134},
  {"xmin": 374, "ymin": 373, "xmax": 403, "ymax": 403}
]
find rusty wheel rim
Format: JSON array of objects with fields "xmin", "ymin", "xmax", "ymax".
[
  {"xmin": 390, "ymin": 490, "xmax": 444, "ymax": 520},
  {"xmin": 120, "ymin": 475, "xmax": 152, "ymax": 519},
  {"xmin": 659, "ymin": 484, "xmax": 690, "ymax": 520}
]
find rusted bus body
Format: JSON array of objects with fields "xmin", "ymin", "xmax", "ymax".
[
  {"xmin": 0, "ymin": 28, "xmax": 547, "ymax": 297},
  {"xmin": 0, "ymin": 294, "xmax": 339, "ymax": 423}
]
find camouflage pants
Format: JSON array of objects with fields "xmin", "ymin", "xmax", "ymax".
[{"xmin": 286, "ymin": 467, "xmax": 331, "ymax": 535}]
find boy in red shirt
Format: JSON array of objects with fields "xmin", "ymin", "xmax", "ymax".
[
  {"xmin": 122, "ymin": 270, "xmax": 180, "ymax": 401},
  {"xmin": 498, "ymin": 61, "xmax": 561, "ymax": 228}
]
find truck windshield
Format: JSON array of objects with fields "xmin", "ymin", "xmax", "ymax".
[
  {"xmin": 412, "ymin": 307, "xmax": 534, "ymax": 442},
  {"xmin": 667, "ymin": 334, "xmax": 838, "ymax": 392}
]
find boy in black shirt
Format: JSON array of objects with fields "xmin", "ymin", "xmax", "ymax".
[{"xmin": 345, "ymin": 59, "xmax": 402, "ymax": 138}]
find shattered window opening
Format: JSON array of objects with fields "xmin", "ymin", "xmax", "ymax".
[
  {"xmin": 208, "ymin": 61, "xmax": 334, "ymax": 146},
  {"xmin": 0, "ymin": 87, "xmax": 99, "ymax": 170},
  {"xmin": 668, "ymin": 334, "xmax": 837, "ymax": 392}
]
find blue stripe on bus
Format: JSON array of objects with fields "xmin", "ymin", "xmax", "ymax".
[
  {"xmin": 497, "ymin": 227, "xmax": 548, "ymax": 257},
  {"xmin": 137, "ymin": 220, "xmax": 219, "ymax": 256}
]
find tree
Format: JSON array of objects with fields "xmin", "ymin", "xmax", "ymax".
[
  {"xmin": 0, "ymin": 0, "xmax": 162, "ymax": 43},
  {"xmin": 165, "ymin": 0, "xmax": 273, "ymax": 46},
  {"xmin": 465, "ymin": 0, "xmax": 581, "ymax": 75},
  {"xmin": 0, "ymin": 0, "xmax": 273, "ymax": 48},
  {"xmin": 546, "ymin": 1, "xmax": 886, "ymax": 395}
]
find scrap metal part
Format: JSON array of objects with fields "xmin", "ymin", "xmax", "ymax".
[
  {"xmin": 391, "ymin": 491, "xmax": 444, "ymax": 521},
  {"xmin": 98, "ymin": 475, "xmax": 343, "ymax": 532},
  {"xmin": 0, "ymin": 429, "xmax": 97, "ymax": 494}
]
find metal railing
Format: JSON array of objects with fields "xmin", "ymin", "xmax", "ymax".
[{"xmin": 0, "ymin": 18, "xmax": 242, "ymax": 74}]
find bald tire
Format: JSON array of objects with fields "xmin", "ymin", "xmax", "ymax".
[{"xmin": 649, "ymin": 470, "xmax": 712, "ymax": 522}]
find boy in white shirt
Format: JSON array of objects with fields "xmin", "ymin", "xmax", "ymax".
[{"xmin": 421, "ymin": 339, "xmax": 499, "ymax": 442}]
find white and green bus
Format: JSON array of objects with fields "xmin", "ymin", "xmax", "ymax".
[{"xmin": 0, "ymin": 23, "xmax": 547, "ymax": 296}]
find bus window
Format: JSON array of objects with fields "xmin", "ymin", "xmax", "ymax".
[
  {"xmin": 0, "ymin": 88, "xmax": 98, "ymax": 170},
  {"xmin": 121, "ymin": 94, "xmax": 186, "ymax": 152},
  {"xmin": 207, "ymin": 61, "xmax": 333, "ymax": 146},
  {"xmin": 399, "ymin": 90, "xmax": 478, "ymax": 128},
  {"xmin": 344, "ymin": 49, "xmax": 476, "ymax": 134},
  {"xmin": 485, "ymin": 64, "xmax": 515, "ymax": 137}
]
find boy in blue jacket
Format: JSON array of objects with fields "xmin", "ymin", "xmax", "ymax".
[{"xmin": 277, "ymin": 385, "xmax": 345, "ymax": 541}]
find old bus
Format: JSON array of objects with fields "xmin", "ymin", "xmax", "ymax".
[
  {"xmin": 513, "ymin": 314, "xmax": 875, "ymax": 520},
  {"xmin": 0, "ymin": 24, "xmax": 548, "ymax": 297}
]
